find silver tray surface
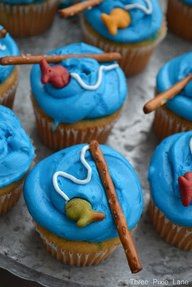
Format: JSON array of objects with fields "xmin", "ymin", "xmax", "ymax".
[{"xmin": 0, "ymin": 2, "xmax": 192, "ymax": 286}]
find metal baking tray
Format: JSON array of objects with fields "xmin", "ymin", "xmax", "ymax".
[{"xmin": 0, "ymin": 1, "xmax": 192, "ymax": 286}]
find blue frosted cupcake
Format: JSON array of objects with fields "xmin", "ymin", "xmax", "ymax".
[
  {"xmin": 0, "ymin": 0, "xmax": 59, "ymax": 37},
  {"xmin": 24, "ymin": 143, "xmax": 143, "ymax": 266},
  {"xmin": 153, "ymin": 52, "xmax": 192, "ymax": 140},
  {"xmin": 0, "ymin": 26, "xmax": 19, "ymax": 108},
  {"xmin": 0, "ymin": 106, "xmax": 35, "ymax": 214},
  {"xmin": 30, "ymin": 42, "xmax": 127, "ymax": 150},
  {"xmin": 149, "ymin": 131, "xmax": 192, "ymax": 250},
  {"xmin": 167, "ymin": 0, "xmax": 192, "ymax": 41},
  {"xmin": 81, "ymin": 0, "xmax": 166, "ymax": 76}
]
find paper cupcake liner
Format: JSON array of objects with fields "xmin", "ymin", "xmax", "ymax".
[
  {"xmin": 0, "ymin": 0, "xmax": 59, "ymax": 38},
  {"xmin": 0, "ymin": 69, "xmax": 19, "ymax": 109},
  {"xmin": 0, "ymin": 183, "xmax": 22, "ymax": 215},
  {"xmin": 0, "ymin": 79, "xmax": 18, "ymax": 109},
  {"xmin": 0, "ymin": 83, "xmax": 17, "ymax": 108},
  {"xmin": 153, "ymin": 106, "xmax": 192, "ymax": 141},
  {"xmin": 32, "ymin": 99, "xmax": 121, "ymax": 150},
  {"xmin": 149, "ymin": 201, "xmax": 192, "ymax": 251},
  {"xmin": 36, "ymin": 227, "xmax": 119, "ymax": 266},
  {"xmin": 167, "ymin": 0, "xmax": 192, "ymax": 41},
  {"xmin": 81, "ymin": 17, "xmax": 167, "ymax": 77}
]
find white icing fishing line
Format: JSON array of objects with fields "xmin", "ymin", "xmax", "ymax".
[
  {"xmin": 189, "ymin": 137, "xmax": 192, "ymax": 155},
  {"xmin": 70, "ymin": 63, "xmax": 119, "ymax": 91},
  {"xmin": 52, "ymin": 144, "xmax": 92, "ymax": 202},
  {"xmin": 125, "ymin": 0, "xmax": 153, "ymax": 15}
]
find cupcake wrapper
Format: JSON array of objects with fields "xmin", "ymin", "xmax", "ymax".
[
  {"xmin": 0, "ymin": 0, "xmax": 59, "ymax": 38},
  {"xmin": 38, "ymin": 230, "xmax": 118, "ymax": 266},
  {"xmin": 0, "ymin": 79, "xmax": 18, "ymax": 109},
  {"xmin": 167, "ymin": 0, "xmax": 192, "ymax": 41},
  {"xmin": 0, "ymin": 68, "xmax": 19, "ymax": 109},
  {"xmin": 0, "ymin": 184, "xmax": 22, "ymax": 215},
  {"xmin": 153, "ymin": 106, "xmax": 192, "ymax": 140},
  {"xmin": 149, "ymin": 201, "xmax": 192, "ymax": 251},
  {"xmin": 81, "ymin": 17, "xmax": 166, "ymax": 77},
  {"xmin": 33, "ymin": 100, "xmax": 120, "ymax": 150}
]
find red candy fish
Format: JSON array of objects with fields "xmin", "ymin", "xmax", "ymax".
[
  {"xmin": 39, "ymin": 58, "xmax": 70, "ymax": 88},
  {"xmin": 178, "ymin": 172, "xmax": 192, "ymax": 207}
]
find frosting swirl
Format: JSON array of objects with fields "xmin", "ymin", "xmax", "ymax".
[
  {"xmin": 24, "ymin": 144, "xmax": 143, "ymax": 242},
  {"xmin": 0, "ymin": 106, "xmax": 35, "ymax": 188},
  {"xmin": 0, "ymin": 25, "xmax": 19, "ymax": 83},
  {"xmin": 83, "ymin": 0, "xmax": 163, "ymax": 43},
  {"xmin": 149, "ymin": 132, "xmax": 192, "ymax": 227},
  {"xmin": 31, "ymin": 43, "xmax": 127, "ymax": 125},
  {"xmin": 157, "ymin": 52, "xmax": 192, "ymax": 121}
]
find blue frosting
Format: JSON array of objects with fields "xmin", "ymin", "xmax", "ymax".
[
  {"xmin": 157, "ymin": 52, "xmax": 192, "ymax": 122},
  {"xmin": 149, "ymin": 132, "xmax": 192, "ymax": 227},
  {"xmin": 0, "ymin": 0, "xmax": 43, "ymax": 5},
  {"xmin": 83, "ymin": 0, "xmax": 163, "ymax": 43},
  {"xmin": 181, "ymin": 0, "xmax": 192, "ymax": 5},
  {"xmin": 0, "ymin": 25, "xmax": 19, "ymax": 83},
  {"xmin": 24, "ymin": 144, "xmax": 143, "ymax": 242},
  {"xmin": 59, "ymin": 0, "xmax": 77, "ymax": 9},
  {"xmin": 0, "ymin": 106, "xmax": 35, "ymax": 188},
  {"xmin": 31, "ymin": 43, "xmax": 127, "ymax": 125}
]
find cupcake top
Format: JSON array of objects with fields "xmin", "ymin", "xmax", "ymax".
[
  {"xmin": 0, "ymin": 0, "xmax": 42, "ymax": 4},
  {"xmin": 0, "ymin": 25, "xmax": 19, "ymax": 84},
  {"xmin": 24, "ymin": 144, "xmax": 143, "ymax": 242},
  {"xmin": 59, "ymin": 0, "xmax": 76, "ymax": 8},
  {"xmin": 0, "ymin": 106, "xmax": 35, "ymax": 188},
  {"xmin": 83, "ymin": 0, "xmax": 163, "ymax": 43},
  {"xmin": 31, "ymin": 43, "xmax": 127, "ymax": 125},
  {"xmin": 157, "ymin": 52, "xmax": 192, "ymax": 121},
  {"xmin": 149, "ymin": 132, "xmax": 192, "ymax": 227}
]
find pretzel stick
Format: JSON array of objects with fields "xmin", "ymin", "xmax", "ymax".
[
  {"xmin": 0, "ymin": 28, "xmax": 7, "ymax": 38},
  {"xmin": 143, "ymin": 74, "xmax": 192, "ymax": 114},
  {"xmin": 59, "ymin": 0, "xmax": 103, "ymax": 18},
  {"xmin": 0, "ymin": 52, "xmax": 121, "ymax": 65},
  {"xmin": 89, "ymin": 140, "xmax": 142, "ymax": 274}
]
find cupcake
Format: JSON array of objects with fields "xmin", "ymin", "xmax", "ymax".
[
  {"xmin": 0, "ymin": 0, "xmax": 59, "ymax": 38},
  {"xmin": 24, "ymin": 142, "xmax": 143, "ymax": 266},
  {"xmin": 0, "ymin": 105, "xmax": 35, "ymax": 215},
  {"xmin": 30, "ymin": 42, "xmax": 127, "ymax": 150},
  {"xmin": 0, "ymin": 26, "xmax": 19, "ymax": 108},
  {"xmin": 148, "ymin": 131, "xmax": 192, "ymax": 250},
  {"xmin": 167, "ymin": 0, "xmax": 192, "ymax": 41},
  {"xmin": 80, "ymin": 0, "xmax": 166, "ymax": 77},
  {"xmin": 146, "ymin": 52, "xmax": 192, "ymax": 140}
]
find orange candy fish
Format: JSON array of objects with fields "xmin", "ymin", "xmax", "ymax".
[{"xmin": 101, "ymin": 8, "xmax": 131, "ymax": 35}]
